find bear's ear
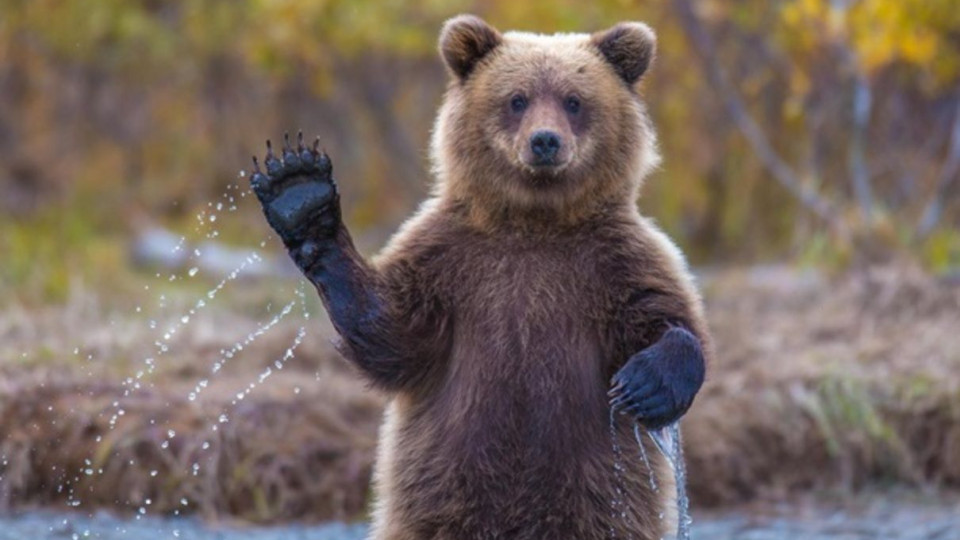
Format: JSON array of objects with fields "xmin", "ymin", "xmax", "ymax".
[
  {"xmin": 439, "ymin": 15, "xmax": 502, "ymax": 81},
  {"xmin": 590, "ymin": 22, "xmax": 657, "ymax": 86}
]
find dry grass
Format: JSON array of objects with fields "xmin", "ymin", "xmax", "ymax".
[
  {"xmin": 686, "ymin": 264, "xmax": 960, "ymax": 505},
  {"xmin": 0, "ymin": 376, "xmax": 381, "ymax": 522},
  {"xmin": 0, "ymin": 264, "xmax": 958, "ymax": 521},
  {"xmin": 0, "ymin": 281, "xmax": 384, "ymax": 523}
]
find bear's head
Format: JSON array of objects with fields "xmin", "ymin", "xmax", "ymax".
[{"xmin": 431, "ymin": 15, "xmax": 661, "ymax": 223}]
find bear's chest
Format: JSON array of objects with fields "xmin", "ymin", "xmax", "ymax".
[
  {"xmin": 446, "ymin": 236, "xmax": 608, "ymax": 364},
  {"xmin": 424, "ymin": 236, "xmax": 613, "ymax": 444}
]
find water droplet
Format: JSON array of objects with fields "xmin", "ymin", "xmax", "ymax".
[{"xmin": 188, "ymin": 267, "xmax": 199, "ymax": 277}]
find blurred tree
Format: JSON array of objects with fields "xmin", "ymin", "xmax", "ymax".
[
  {"xmin": 673, "ymin": 0, "xmax": 960, "ymax": 261},
  {"xmin": 0, "ymin": 0, "xmax": 957, "ymax": 279}
]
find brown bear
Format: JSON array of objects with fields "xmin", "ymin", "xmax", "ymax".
[{"xmin": 249, "ymin": 14, "xmax": 712, "ymax": 540}]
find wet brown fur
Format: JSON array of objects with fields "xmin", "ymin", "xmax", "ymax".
[{"xmin": 336, "ymin": 15, "xmax": 713, "ymax": 540}]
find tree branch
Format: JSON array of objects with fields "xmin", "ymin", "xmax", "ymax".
[{"xmin": 916, "ymin": 90, "xmax": 960, "ymax": 238}]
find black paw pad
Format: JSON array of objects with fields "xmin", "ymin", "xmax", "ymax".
[
  {"xmin": 266, "ymin": 181, "xmax": 336, "ymax": 234},
  {"xmin": 248, "ymin": 133, "xmax": 341, "ymax": 249}
]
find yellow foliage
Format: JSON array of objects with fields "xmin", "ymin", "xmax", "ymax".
[{"xmin": 781, "ymin": 0, "xmax": 958, "ymax": 85}]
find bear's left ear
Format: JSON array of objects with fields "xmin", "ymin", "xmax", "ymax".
[
  {"xmin": 439, "ymin": 14, "xmax": 503, "ymax": 82},
  {"xmin": 590, "ymin": 22, "xmax": 657, "ymax": 86}
]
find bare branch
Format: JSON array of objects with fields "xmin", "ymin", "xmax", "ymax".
[
  {"xmin": 848, "ymin": 68, "xmax": 876, "ymax": 222},
  {"xmin": 672, "ymin": 0, "xmax": 845, "ymax": 232},
  {"xmin": 833, "ymin": 0, "xmax": 876, "ymax": 222},
  {"xmin": 916, "ymin": 91, "xmax": 960, "ymax": 238}
]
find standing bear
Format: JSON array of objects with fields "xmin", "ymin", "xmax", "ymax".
[{"xmin": 249, "ymin": 15, "xmax": 712, "ymax": 540}]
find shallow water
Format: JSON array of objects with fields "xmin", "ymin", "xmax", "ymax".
[
  {"xmin": 5, "ymin": 498, "xmax": 958, "ymax": 540},
  {"xmin": 0, "ymin": 511, "xmax": 367, "ymax": 540}
]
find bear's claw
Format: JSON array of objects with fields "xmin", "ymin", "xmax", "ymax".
[{"xmin": 249, "ymin": 133, "xmax": 341, "ymax": 264}]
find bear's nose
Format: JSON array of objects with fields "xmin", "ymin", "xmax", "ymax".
[{"xmin": 530, "ymin": 130, "xmax": 562, "ymax": 164}]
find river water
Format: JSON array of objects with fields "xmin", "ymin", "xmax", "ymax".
[{"xmin": 2, "ymin": 497, "xmax": 957, "ymax": 540}]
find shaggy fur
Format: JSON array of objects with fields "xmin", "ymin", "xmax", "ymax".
[{"xmin": 250, "ymin": 14, "xmax": 713, "ymax": 540}]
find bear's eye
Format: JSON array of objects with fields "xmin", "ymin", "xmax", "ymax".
[
  {"xmin": 564, "ymin": 96, "xmax": 581, "ymax": 114},
  {"xmin": 510, "ymin": 94, "xmax": 528, "ymax": 113}
]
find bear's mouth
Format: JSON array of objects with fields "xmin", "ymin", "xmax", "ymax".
[
  {"xmin": 517, "ymin": 153, "xmax": 572, "ymax": 176},
  {"xmin": 518, "ymin": 163, "xmax": 574, "ymax": 189}
]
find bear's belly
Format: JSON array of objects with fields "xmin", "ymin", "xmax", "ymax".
[{"xmin": 367, "ymin": 324, "xmax": 669, "ymax": 540}]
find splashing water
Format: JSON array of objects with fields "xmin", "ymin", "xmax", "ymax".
[
  {"xmin": 105, "ymin": 252, "xmax": 263, "ymax": 430},
  {"xmin": 41, "ymin": 185, "xmax": 312, "ymax": 525},
  {"xmin": 646, "ymin": 423, "xmax": 692, "ymax": 540},
  {"xmin": 225, "ymin": 319, "xmax": 308, "ymax": 407},
  {"xmin": 187, "ymin": 297, "xmax": 296, "ymax": 402},
  {"xmin": 607, "ymin": 409, "xmax": 633, "ymax": 540},
  {"xmin": 176, "ymin": 281, "xmax": 311, "ymax": 493}
]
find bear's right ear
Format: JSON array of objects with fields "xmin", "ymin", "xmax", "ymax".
[
  {"xmin": 590, "ymin": 22, "xmax": 657, "ymax": 86},
  {"xmin": 439, "ymin": 15, "xmax": 502, "ymax": 82}
]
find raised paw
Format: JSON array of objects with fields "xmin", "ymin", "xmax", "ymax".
[
  {"xmin": 608, "ymin": 326, "xmax": 705, "ymax": 430},
  {"xmin": 249, "ymin": 132, "xmax": 341, "ymax": 257}
]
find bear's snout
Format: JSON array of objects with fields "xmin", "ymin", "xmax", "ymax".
[{"xmin": 530, "ymin": 130, "xmax": 562, "ymax": 165}]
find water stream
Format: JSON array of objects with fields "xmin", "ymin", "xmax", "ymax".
[
  {"xmin": 608, "ymin": 409, "xmax": 633, "ymax": 539},
  {"xmin": 645, "ymin": 423, "xmax": 692, "ymax": 540}
]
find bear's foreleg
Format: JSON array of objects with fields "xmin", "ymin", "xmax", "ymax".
[{"xmin": 249, "ymin": 133, "xmax": 438, "ymax": 390}]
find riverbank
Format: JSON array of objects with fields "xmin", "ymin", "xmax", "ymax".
[{"xmin": 1, "ymin": 264, "xmax": 958, "ymax": 521}]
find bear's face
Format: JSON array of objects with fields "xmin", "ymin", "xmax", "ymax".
[
  {"xmin": 482, "ymin": 41, "xmax": 596, "ymax": 175},
  {"xmin": 432, "ymin": 16, "xmax": 660, "ymax": 217}
]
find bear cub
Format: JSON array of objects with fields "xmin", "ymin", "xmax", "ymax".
[{"xmin": 250, "ymin": 14, "xmax": 711, "ymax": 540}]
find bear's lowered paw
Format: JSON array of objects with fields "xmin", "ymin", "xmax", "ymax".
[
  {"xmin": 250, "ymin": 132, "xmax": 341, "ymax": 268},
  {"xmin": 609, "ymin": 326, "xmax": 705, "ymax": 430}
]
